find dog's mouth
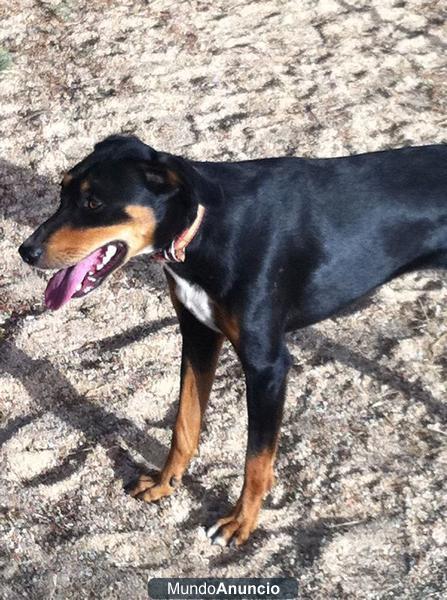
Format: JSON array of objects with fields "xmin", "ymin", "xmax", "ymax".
[{"xmin": 44, "ymin": 241, "xmax": 128, "ymax": 310}]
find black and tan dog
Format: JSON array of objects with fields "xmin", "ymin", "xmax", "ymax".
[{"xmin": 19, "ymin": 136, "xmax": 447, "ymax": 546}]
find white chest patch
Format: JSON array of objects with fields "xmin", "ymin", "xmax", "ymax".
[{"xmin": 164, "ymin": 266, "xmax": 221, "ymax": 332}]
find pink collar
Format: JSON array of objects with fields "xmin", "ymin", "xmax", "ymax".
[{"xmin": 153, "ymin": 204, "xmax": 205, "ymax": 263}]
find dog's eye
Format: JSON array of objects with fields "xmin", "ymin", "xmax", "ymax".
[{"xmin": 83, "ymin": 197, "xmax": 103, "ymax": 211}]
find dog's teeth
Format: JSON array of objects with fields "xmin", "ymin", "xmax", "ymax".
[
  {"xmin": 94, "ymin": 245, "xmax": 117, "ymax": 273},
  {"xmin": 84, "ymin": 285, "xmax": 93, "ymax": 292},
  {"xmin": 88, "ymin": 270, "xmax": 94, "ymax": 275},
  {"xmin": 88, "ymin": 276, "xmax": 95, "ymax": 283},
  {"xmin": 76, "ymin": 283, "xmax": 82, "ymax": 292}
]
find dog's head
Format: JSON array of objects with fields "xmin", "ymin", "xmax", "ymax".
[{"xmin": 19, "ymin": 135, "xmax": 200, "ymax": 309}]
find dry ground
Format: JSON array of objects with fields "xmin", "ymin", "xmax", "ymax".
[{"xmin": 0, "ymin": 0, "xmax": 446, "ymax": 598}]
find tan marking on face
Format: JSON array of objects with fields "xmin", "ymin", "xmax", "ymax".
[
  {"xmin": 62, "ymin": 173, "xmax": 73, "ymax": 186},
  {"xmin": 43, "ymin": 205, "xmax": 156, "ymax": 268}
]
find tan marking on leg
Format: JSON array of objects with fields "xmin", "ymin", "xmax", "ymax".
[
  {"xmin": 43, "ymin": 205, "xmax": 156, "ymax": 268},
  {"xmin": 166, "ymin": 355, "xmax": 219, "ymax": 471},
  {"xmin": 129, "ymin": 274, "xmax": 223, "ymax": 502},
  {"xmin": 213, "ymin": 303, "xmax": 240, "ymax": 350},
  {"xmin": 208, "ymin": 448, "xmax": 276, "ymax": 546},
  {"xmin": 129, "ymin": 357, "xmax": 217, "ymax": 502}
]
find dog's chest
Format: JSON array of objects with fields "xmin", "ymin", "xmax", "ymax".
[{"xmin": 164, "ymin": 266, "xmax": 220, "ymax": 332}]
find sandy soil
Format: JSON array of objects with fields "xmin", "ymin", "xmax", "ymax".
[{"xmin": 0, "ymin": 0, "xmax": 446, "ymax": 598}]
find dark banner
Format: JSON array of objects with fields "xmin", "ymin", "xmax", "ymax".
[{"xmin": 148, "ymin": 578, "xmax": 298, "ymax": 600}]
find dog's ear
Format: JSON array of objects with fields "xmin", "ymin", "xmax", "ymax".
[
  {"xmin": 155, "ymin": 152, "xmax": 209, "ymax": 200},
  {"xmin": 139, "ymin": 162, "xmax": 178, "ymax": 193},
  {"xmin": 138, "ymin": 153, "xmax": 190, "ymax": 196}
]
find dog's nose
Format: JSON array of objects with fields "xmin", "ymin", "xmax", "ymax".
[{"xmin": 18, "ymin": 243, "xmax": 43, "ymax": 266}]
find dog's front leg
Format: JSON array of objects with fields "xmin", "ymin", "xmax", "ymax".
[
  {"xmin": 129, "ymin": 276, "xmax": 223, "ymax": 502},
  {"xmin": 207, "ymin": 332, "xmax": 291, "ymax": 546}
]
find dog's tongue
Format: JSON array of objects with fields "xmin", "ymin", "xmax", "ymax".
[{"xmin": 44, "ymin": 248, "xmax": 103, "ymax": 310}]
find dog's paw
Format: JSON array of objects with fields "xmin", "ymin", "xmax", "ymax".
[
  {"xmin": 206, "ymin": 506, "xmax": 258, "ymax": 547},
  {"xmin": 127, "ymin": 472, "xmax": 180, "ymax": 502}
]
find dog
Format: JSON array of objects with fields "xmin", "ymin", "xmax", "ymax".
[{"xmin": 19, "ymin": 135, "xmax": 447, "ymax": 546}]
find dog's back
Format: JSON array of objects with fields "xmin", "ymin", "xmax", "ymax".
[{"xmin": 194, "ymin": 145, "xmax": 447, "ymax": 327}]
